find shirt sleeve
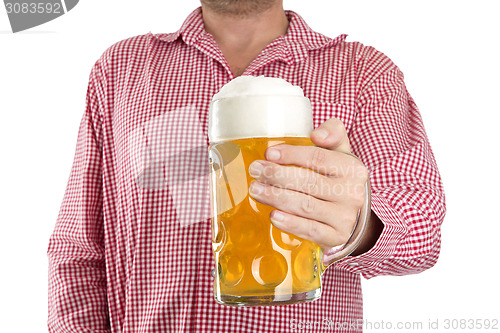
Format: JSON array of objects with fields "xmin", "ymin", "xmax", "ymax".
[
  {"xmin": 335, "ymin": 64, "xmax": 446, "ymax": 279},
  {"xmin": 47, "ymin": 60, "xmax": 110, "ymax": 332}
]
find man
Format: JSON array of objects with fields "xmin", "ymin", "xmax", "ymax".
[{"xmin": 47, "ymin": 0, "xmax": 446, "ymax": 332}]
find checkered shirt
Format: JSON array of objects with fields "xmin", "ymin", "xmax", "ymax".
[{"xmin": 47, "ymin": 7, "xmax": 446, "ymax": 333}]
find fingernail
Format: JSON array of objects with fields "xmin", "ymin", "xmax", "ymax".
[
  {"xmin": 266, "ymin": 148, "xmax": 280, "ymax": 161},
  {"xmin": 249, "ymin": 161, "xmax": 264, "ymax": 178},
  {"xmin": 271, "ymin": 210, "xmax": 285, "ymax": 222},
  {"xmin": 270, "ymin": 210, "xmax": 285, "ymax": 230},
  {"xmin": 314, "ymin": 129, "xmax": 329, "ymax": 140},
  {"xmin": 249, "ymin": 182, "xmax": 264, "ymax": 196}
]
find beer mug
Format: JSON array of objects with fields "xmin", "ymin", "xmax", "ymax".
[{"xmin": 208, "ymin": 76, "xmax": 370, "ymax": 306}]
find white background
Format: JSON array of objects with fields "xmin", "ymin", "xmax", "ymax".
[{"xmin": 1, "ymin": 0, "xmax": 499, "ymax": 332}]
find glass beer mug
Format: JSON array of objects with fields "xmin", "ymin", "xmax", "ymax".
[{"xmin": 208, "ymin": 76, "xmax": 370, "ymax": 306}]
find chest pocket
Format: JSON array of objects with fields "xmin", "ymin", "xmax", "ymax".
[
  {"xmin": 131, "ymin": 105, "xmax": 211, "ymax": 228},
  {"xmin": 310, "ymin": 101, "xmax": 357, "ymax": 136}
]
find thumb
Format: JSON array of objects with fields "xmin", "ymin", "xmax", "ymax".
[{"xmin": 310, "ymin": 118, "xmax": 351, "ymax": 153}]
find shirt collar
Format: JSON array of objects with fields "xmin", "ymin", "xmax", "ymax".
[{"xmin": 149, "ymin": 7, "xmax": 347, "ymax": 64}]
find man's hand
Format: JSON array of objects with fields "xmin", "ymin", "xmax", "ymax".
[{"xmin": 248, "ymin": 118, "xmax": 370, "ymax": 249}]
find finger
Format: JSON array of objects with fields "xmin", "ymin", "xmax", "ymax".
[
  {"xmin": 264, "ymin": 145, "xmax": 368, "ymax": 179},
  {"xmin": 248, "ymin": 181, "xmax": 358, "ymax": 238},
  {"xmin": 310, "ymin": 118, "xmax": 350, "ymax": 153},
  {"xmin": 249, "ymin": 160, "xmax": 365, "ymax": 202},
  {"xmin": 249, "ymin": 180, "xmax": 335, "ymax": 223},
  {"xmin": 269, "ymin": 210, "xmax": 350, "ymax": 249}
]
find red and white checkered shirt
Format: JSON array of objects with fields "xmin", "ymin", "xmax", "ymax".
[{"xmin": 47, "ymin": 7, "xmax": 446, "ymax": 333}]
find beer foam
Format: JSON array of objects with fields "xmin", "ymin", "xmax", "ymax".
[
  {"xmin": 209, "ymin": 76, "xmax": 313, "ymax": 142},
  {"xmin": 212, "ymin": 76, "xmax": 305, "ymax": 100}
]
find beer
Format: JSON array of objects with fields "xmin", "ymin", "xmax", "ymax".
[{"xmin": 209, "ymin": 137, "xmax": 323, "ymax": 304}]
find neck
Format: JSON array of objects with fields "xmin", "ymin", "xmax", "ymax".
[{"xmin": 201, "ymin": 2, "xmax": 289, "ymax": 76}]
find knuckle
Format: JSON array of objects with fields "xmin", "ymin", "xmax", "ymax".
[
  {"xmin": 348, "ymin": 185, "xmax": 366, "ymax": 208},
  {"xmin": 330, "ymin": 119, "xmax": 347, "ymax": 137},
  {"xmin": 340, "ymin": 123, "xmax": 347, "ymax": 135},
  {"xmin": 345, "ymin": 157, "xmax": 368, "ymax": 182},
  {"xmin": 300, "ymin": 170, "xmax": 319, "ymax": 194},
  {"xmin": 311, "ymin": 148, "xmax": 327, "ymax": 170},
  {"xmin": 300, "ymin": 195, "xmax": 315, "ymax": 214},
  {"xmin": 269, "ymin": 185, "xmax": 280, "ymax": 198},
  {"xmin": 306, "ymin": 219, "xmax": 320, "ymax": 239},
  {"xmin": 352, "ymin": 191, "xmax": 366, "ymax": 208},
  {"xmin": 354, "ymin": 162, "xmax": 369, "ymax": 183},
  {"xmin": 326, "ymin": 117, "xmax": 343, "ymax": 130},
  {"xmin": 336, "ymin": 212, "xmax": 355, "ymax": 242},
  {"xmin": 346, "ymin": 160, "xmax": 368, "ymax": 208},
  {"xmin": 273, "ymin": 187, "xmax": 288, "ymax": 205},
  {"xmin": 334, "ymin": 119, "xmax": 347, "ymax": 133}
]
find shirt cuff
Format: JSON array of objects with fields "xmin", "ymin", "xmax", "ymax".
[{"xmin": 333, "ymin": 191, "xmax": 408, "ymax": 279}]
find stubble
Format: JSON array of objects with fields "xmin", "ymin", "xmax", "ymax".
[{"xmin": 200, "ymin": 0, "xmax": 279, "ymax": 17}]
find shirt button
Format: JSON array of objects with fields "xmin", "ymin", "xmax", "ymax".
[
  {"xmin": 348, "ymin": 263, "xmax": 360, "ymax": 267},
  {"xmin": 210, "ymin": 268, "xmax": 216, "ymax": 278}
]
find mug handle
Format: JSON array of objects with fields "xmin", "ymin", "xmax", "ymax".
[{"xmin": 320, "ymin": 167, "xmax": 371, "ymax": 273}]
